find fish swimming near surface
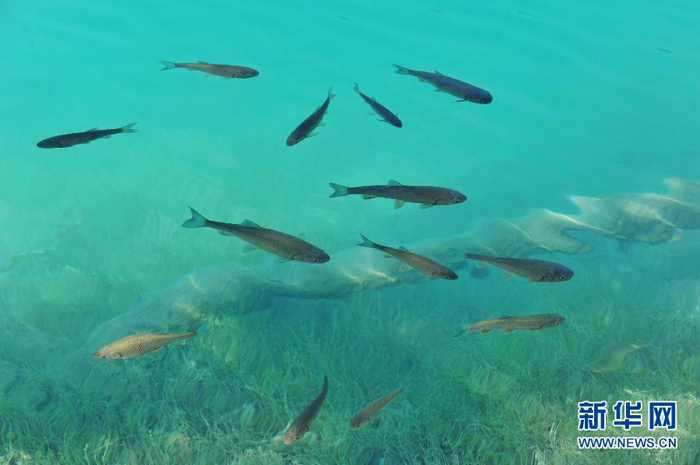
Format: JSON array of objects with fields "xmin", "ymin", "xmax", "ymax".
[
  {"xmin": 284, "ymin": 375, "xmax": 329, "ymax": 445},
  {"xmin": 358, "ymin": 235, "xmax": 458, "ymax": 280},
  {"xmin": 286, "ymin": 88, "xmax": 334, "ymax": 146},
  {"xmin": 37, "ymin": 123, "xmax": 137, "ymax": 148},
  {"xmin": 465, "ymin": 254, "xmax": 574, "ymax": 282},
  {"xmin": 457, "ymin": 314, "xmax": 565, "ymax": 335},
  {"xmin": 353, "ymin": 83, "xmax": 402, "ymax": 127},
  {"xmin": 393, "ymin": 64, "xmax": 493, "ymax": 104},
  {"xmin": 329, "ymin": 180, "xmax": 466, "ymax": 209},
  {"xmin": 160, "ymin": 60, "xmax": 259, "ymax": 78},
  {"xmin": 349, "ymin": 388, "xmax": 405, "ymax": 430},
  {"xmin": 94, "ymin": 331, "xmax": 197, "ymax": 359},
  {"xmin": 182, "ymin": 207, "xmax": 330, "ymax": 263},
  {"xmin": 586, "ymin": 344, "xmax": 646, "ymax": 373}
]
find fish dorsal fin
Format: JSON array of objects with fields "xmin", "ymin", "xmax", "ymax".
[
  {"xmin": 387, "ymin": 179, "xmax": 402, "ymax": 186},
  {"xmin": 86, "ymin": 127, "xmax": 98, "ymax": 131},
  {"xmin": 240, "ymin": 219, "xmax": 263, "ymax": 229},
  {"xmin": 398, "ymin": 246, "xmax": 409, "ymax": 252},
  {"xmin": 435, "ymin": 70, "xmax": 443, "ymax": 75},
  {"xmin": 398, "ymin": 264, "xmax": 412, "ymax": 272},
  {"xmin": 197, "ymin": 61, "xmax": 208, "ymax": 64},
  {"xmin": 394, "ymin": 200, "xmax": 406, "ymax": 209}
]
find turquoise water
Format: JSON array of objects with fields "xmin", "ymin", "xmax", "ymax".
[{"xmin": 1, "ymin": 0, "xmax": 700, "ymax": 463}]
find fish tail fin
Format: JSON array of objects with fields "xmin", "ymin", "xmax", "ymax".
[
  {"xmin": 328, "ymin": 87, "xmax": 335, "ymax": 100},
  {"xmin": 182, "ymin": 206, "xmax": 208, "ymax": 228},
  {"xmin": 358, "ymin": 234, "xmax": 376, "ymax": 249},
  {"xmin": 329, "ymin": 182, "xmax": 349, "ymax": 198},
  {"xmin": 160, "ymin": 60, "xmax": 177, "ymax": 71},
  {"xmin": 393, "ymin": 64, "xmax": 411, "ymax": 75},
  {"xmin": 120, "ymin": 122, "xmax": 138, "ymax": 133},
  {"xmin": 353, "ymin": 82, "xmax": 360, "ymax": 94},
  {"xmin": 183, "ymin": 330, "xmax": 197, "ymax": 339}
]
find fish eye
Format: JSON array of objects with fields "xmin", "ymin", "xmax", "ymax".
[{"xmin": 560, "ymin": 275, "xmax": 566, "ymax": 280}]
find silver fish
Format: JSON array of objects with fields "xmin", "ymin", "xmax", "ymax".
[
  {"xmin": 286, "ymin": 88, "xmax": 334, "ymax": 146},
  {"xmin": 359, "ymin": 235, "xmax": 458, "ymax": 280},
  {"xmin": 284, "ymin": 375, "xmax": 328, "ymax": 445},
  {"xmin": 329, "ymin": 180, "xmax": 466, "ymax": 209},
  {"xmin": 182, "ymin": 207, "xmax": 330, "ymax": 264},
  {"xmin": 160, "ymin": 60, "xmax": 259, "ymax": 78},
  {"xmin": 37, "ymin": 123, "xmax": 137, "ymax": 148},
  {"xmin": 394, "ymin": 64, "xmax": 492, "ymax": 104},
  {"xmin": 94, "ymin": 331, "xmax": 196, "ymax": 359},
  {"xmin": 465, "ymin": 254, "xmax": 573, "ymax": 282}
]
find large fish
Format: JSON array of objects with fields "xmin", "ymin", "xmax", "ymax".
[
  {"xmin": 182, "ymin": 207, "xmax": 330, "ymax": 263},
  {"xmin": 393, "ymin": 64, "xmax": 492, "ymax": 104},
  {"xmin": 160, "ymin": 60, "xmax": 259, "ymax": 78},
  {"xmin": 329, "ymin": 180, "xmax": 466, "ymax": 209},
  {"xmin": 349, "ymin": 388, "xmax": 405, "ymax": 430},
  {"xmin": 465, "ymin": 254, "xmax": 573, "ymax": 282},
  {"xmin": 353, "ymin": 83, "xmax": 402, "ymax": 128},
  {"xmin": 284, "ymin": 375, "xmax": 329, "ymax": 445},
  {"xmin": 358, "ymin": 235, "xmax": 458, "ymax": 280},
  {"xmin": 94, "ymin": 331, "xmax": 196, "ymax": 359},
  {"xmin": 286, "ymin": 88, "xmax": 334, "ymax": 146},
  {"xmin": 459, "ymin": 314, "xmax": 565, "ymax": 335},
  {"xmin": 37, "ymin": 123, "xmax": 137, "ymax": 148}
]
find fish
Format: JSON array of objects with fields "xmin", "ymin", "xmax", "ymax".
[
  {"xmin": 182, "ymin": 207, "xmax": 330, "ymax": 264},
  {"xmin": 358, "ymin": 235, "xmax": 458, "ymax": 280},
  {"xmin": 329, "ymin": 180, "xmax": 467, "ymax": 209},
  {"xmin": 586, "ymin": 344, "xmax": 646, "ymax": 373},
  {"xmin": 160, "ymin": 60, "xmax": 259, "ymax": 78},
  {"xmin": 349, "ymin": 388, "xmax": 405, "ymax": 430},
  {"xmin": 284, "ymin": 375, "xmax": 329, "ymax": 445},
  {"xmin": 353, "ymin": 83, "xmax": 402, "ymax": 127},
  {"xmin": 465, "ymin": 254, "xmax": 574, "ymax": 282},
  {"xmin": 94, "ymin": 331, "xmax": 197, "ymax": 359},
  {"xmin": 37, "ymin": 123, "xmax": 137, "ymax": 148},
  {"xmin": 286, "ymin": 88, "xmax": 334, "ymax": 146},
  {"xmin": 393, "ymin": 64, "xmax": 492, "ymax": 104},
  {"xmin": 459, "ymin": 314, "xmax": 565, "ymax": 334}
]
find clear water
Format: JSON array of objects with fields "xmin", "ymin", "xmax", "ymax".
[{"xmin": 1, "ymin": 0, "xmax": 699, "ymax": 463}]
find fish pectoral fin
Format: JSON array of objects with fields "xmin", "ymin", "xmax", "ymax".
[
  {"xmin": 398, "ymin": 264, "xmax": 412, "ymax": 272},
  {"xmin": 240, "ymin": 219, "xmax": 263, "ymax": 229},
  {"xmin": 362, "ymin": 194, "xmax": 377, "ymax": 199},
  {"xmin": 276, "ymin": 257, "xmax": 292, "ymax": 263},
  {"xmin": 317, "ymin": 122, "xmax": 326, "ymax": 127},
  {"xmin": 241, "ymin": 244, "xmax": 258, "ymax": 253},
  {"xmin": 480, "ymin": 328, "xmax": 491, "ymax": 334},
  {"xmin": 384, "ymin": 254, "xmax": 392, "ymax": 258},
  {"xmin": 504, "ymin": 328, "xmax": 514, "ymax": 334},
  {"xmin": 420, "ymin": 203, "xmax": 433, "ymax": 209},
  {"xmin": 503, "ymin": 272, "xmax": 515, "ymax": 280},
  {"xmin": 435, "ymin": 88, "xmax": 445, "ymax": 92},
  {"xmin": 475, "ymin": 261, "xmax": 487, "ymax": 269},
  {"xmin": 394, "ymin": 200, "xmax": 406, "ymax": 209},
  {"xmin": 102, "ymin": 135, "xmax": 112, "ymax": 138},
  {"xmin": 218, "ymin": 230, "xmax": 236, "ymax": 236}
]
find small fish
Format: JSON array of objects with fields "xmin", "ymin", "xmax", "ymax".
[
  {"xmin": 37, "ymin": 123, "xmax": 137, "ymax": 149},
  {"xmin": 329, "ymin": 180, "xmax": 466, "ymax": 209},
  {"xmin": 465, "ymin": 254, "xmax": 573, "ymax": 282},
  {"xmin": 460, "ymin": 314, "xmax": 565, "ymax": 334},
  {"xmin": 94, "ymin": 331, "xmax": 196, "ymax": 359},
  {"xmin": 353, "ymin": 83, "xmax": 402, "ymax": 127},
  {"xmin": 358, "ymin": 235, "xmax": 458, "ymax": 280},
  {"xmin": 286, "ymin": 88, "xmax": 334, "ymax": 146},
  {"xmin": 284, "ymin": 375, "xmax": 329, "ymax": 445},
  {"xmin": 160, "ymin": 60, "xmax": 259, "ymax": 78},
  {"xmin": 393, "ymin": 64, "xmax": 492, "ymax": 104},
  {"xmin": 182, "ymin": 207, "xmax": 329, "ymax": 263},
  {"xmin": 586, "ymin": 344, "xmax": 646, "ymax": 373},
  {"xmin": 349, "ymin": 388, "xmax": 405, "ymax": 430}
]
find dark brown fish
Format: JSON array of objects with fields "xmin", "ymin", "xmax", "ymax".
[
  {"xmin": 284, "ymin": 375, "xmax": 328, "ymax": 445},
  {"xmin": 465, "ymin": 254, "xmax": 573, "ymax": 282},
  {"xmin": 94, "ymin": 331, "xmax": 196, "ymax": 359},
  {"xmin": 182, "ymin": 207, "xmax": 329, "ymax": 263},
  {"xmin": 330, "ymin": 180, "xmax": 466, "ymax": 209},
  {"xmin": 353, "ymin": 83, "xmax": 402, "ymax": 127},
  {"xmin": 160, "ymin": 60, "xmax": 259, "ymax": 78},
  {"xmin": 37, "ymin": 123, "xmax": 137, "ymax": 148},
  {"xmin": 286, "ymin": 88, "xmax": 334, "ymax": 146},
  {"xmin": 349, "ymin": 388, "xmax": 405, "ymax": 430},
  {"xmin": 393, "ymin": 64, "xmax": 492, "ymax": 104},
  {"xmin": 460, "ymin": 313, "xmax": 565, "ymax": 335},
  {"xmin": 359, "ymin": 235, "xmax": 457, "ymax": 280}
]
